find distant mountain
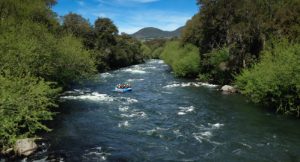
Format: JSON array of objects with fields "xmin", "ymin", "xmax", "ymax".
[{"xmin": 131, "ymin": 26, "xmax": 184, "ymax": 39}]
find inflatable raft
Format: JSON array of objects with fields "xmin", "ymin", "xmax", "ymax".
[{"xmin": 114, "ymin": 87, "xmax": 132, "ymax": 93}]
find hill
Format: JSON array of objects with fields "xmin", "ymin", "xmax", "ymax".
[{"xmin": 131, "ymin": 27, "xmax": 184, "ymax": 39}]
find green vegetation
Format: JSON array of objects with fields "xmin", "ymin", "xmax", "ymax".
[
  {"xmin": 0, "ymin": 76, "xmax": 60, "ymax": 150},
  {"xmin": 236, "ymin": 40, "xmax": 300, "ymax": 117},
  {"xmin": 62, "ymin": 14, "xmax": 144, "ymax": 71},
  {"xmin": 142, "ymin": 39, "xmax": 167, "ymax": 58},
  {"xmin": 161, "ymin": 41, "xmax": 200, "ymax": 77},
  {"xmin": 0, "ymin": 0, "xmax": 146, "ymax": 150},
  {"xmin": 159, "ymin": 0, "xmax": 300, "ymax": 116}
]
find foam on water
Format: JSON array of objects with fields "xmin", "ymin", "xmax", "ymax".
[
  {"xmin": 118, "ymin": 97, "xmax": 138, "ymax": 104},
  {"xmin": 140, "ymin": 127, "xmax": 169, "ymax": 137},
  {"xmin": 163, "ymin": 82, "xmax": 219, "ymax": 89},
  {"xmin": 192, "ymin": 123, "xmax": 224, "ymax": 145},
  {"xmin": 157, "ymin": 60, "xmax": 164, "ymax": 64},
  {"xmin": 208, "ymin": 123, "xmax": 224, "ymax": 129},
  {"xmin": 173, "ymin": 129, "xmax": 184, "ymax": 138},
  {"xmin": 61, "ymin": 92, "xmax": 114, "ymax": 102},
  {"xmin": 61, "ymin": 90, "xmax": 139, "ymax": 105},
  {"xmin": 144, "ymin": 66, "xmax": 157, "ymax": 70},
  {"xmin": 100, "ymin": 72, "xmax": 113, "ymax": 78},
  {"xmin": 193, "ymin": 131, "xmax": 214, "ymax": 144},
  {"xmin": 118, "ymin": 121, "xmax": 129, "ymax": 128},
  {"xmin": 199, "ymin": 82, "xmax": 219, "ymax": 88},
  {"xmin": 123, "ymin": 69, "xmax": 146, "ymax": 74},
  {"xmin": 82, "ymin": 147, "xmax": 111, "ymax": 161},
  {"xmin": 127, "ymin": 78, "xmax": 145, "ymax": 82},
  {"xmin": 147, "ymin": 59, "xmax": 164, "ymax": 64},
  {"xmin": 121, "ymin": 111, "xmax": 147, "ymax": 119},
  {"xmin": 178, "ymin": 106, "xmax": 195, "ymax": 115},
  {"xmin": 118, "ymin": 106, "xmax": 129, "ymax": 112}
]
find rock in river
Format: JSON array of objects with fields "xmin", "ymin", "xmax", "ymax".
[
  {"xmin": 14, "ymin": 138, "xmax": 37, "ymax": 156},
  {"xmin": 221, "ymin": 85, "xmax": 237, "ymax": 93}
]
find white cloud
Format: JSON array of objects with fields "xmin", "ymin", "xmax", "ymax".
[
  {"xmin": 116, "ymin": 10, "xmax": 191, "ymax": 34},
  {"xmin": 73, "ymin": 0, "xmax": 195, "ymax": 34}
]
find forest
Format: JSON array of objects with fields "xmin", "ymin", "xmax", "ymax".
[
  {"xmin": 0, "ymin": 0, "xmax": 146, "ymax": 151},
  {"xmin": 158, "ymin": 0, "xmax": 300, "ymax": 117}
]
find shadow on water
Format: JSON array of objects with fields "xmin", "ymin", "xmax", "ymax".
[{"xmin": 4, "ymin": 60, "xmax": 300, "ymax": 162}]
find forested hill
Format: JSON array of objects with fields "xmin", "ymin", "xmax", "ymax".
[{"xmin": 132, "ymin": 26, "xmax": 184, "ymax": 39}]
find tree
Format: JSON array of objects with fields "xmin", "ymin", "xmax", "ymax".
[
  {"xmin": 94, "ymin": 18, "xmax": 118, "ymax": 49},
  {"xmin": 236, "ymin": 40, "xmax": 300, "ymax": 117},
  {"xmin": 62, "ymin": 13, "xmax": 95, "ymax": 48},
  {"xmin": 62, "ymin": 13, "xmax": 92, "ymax": 38},
  {"xmin": 0, "ymin": 75, "xmax": 60, "ymax": 149}
]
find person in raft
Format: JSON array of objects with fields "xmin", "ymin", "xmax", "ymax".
[{"xmin": 117, "ymin": 83, "xmax": 131, "ymax": 89}]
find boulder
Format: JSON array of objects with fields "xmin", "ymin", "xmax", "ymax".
[
  {"xmin": 14, "ymin": 138, "xmax": 37, "ymax": 156},
  {"xmin": 1, "ymin": 148, "xmax": 13, "ymax": 155},
  {"xmin": 221, "ymin": 85, "xmax": 237, "ymax": 93}
]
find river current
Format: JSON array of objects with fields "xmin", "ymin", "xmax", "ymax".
[{"xmin": 15, "ymin": 60, "xmax": 300, "ymax": 162}]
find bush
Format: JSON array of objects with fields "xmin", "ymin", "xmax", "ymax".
[
  {"xmin": 235, "ymin": 40, "xmax": 300, "ymax": 117},
  {"xmin": 0, "ymin": 76, "xmax": 60, "ymax": 149},
  {"xmin": 205, "ymin": 47, "xmax": 231, "ymax": 84},
  {"xmin": 53, "ymin": 35, "xmax": 96, "ymax": 86},
  {"xmin": 141, "ymin": 44, "xmax": 151, "ymax": 59},
  {"xmin": 152, "ymin": 47, "xmax": 164, "ymax": 59},
  {"xmin": 0, "ymin": 21, "xmax": 96, "ymax": 87},
  {"xmin": 161, "ymin": 41, "xmax": 200, "ymax": 77}
]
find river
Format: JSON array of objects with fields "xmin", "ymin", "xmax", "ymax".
[{"xmin": 19, "ymin": 60, "xmax": 300, "ymax": 162}]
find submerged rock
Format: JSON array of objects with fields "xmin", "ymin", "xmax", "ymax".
[
  {"xmin": 221, "ymin": 85, "xmax": 237, "ymax": 93},
  {"xmin": 14, "ymin": 138, "xmax": 37, "ymax": 156}
]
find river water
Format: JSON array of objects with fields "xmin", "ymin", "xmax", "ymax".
[{"xmin": 19, "ymin": 60, "xmax": 299, "ymax": 162}]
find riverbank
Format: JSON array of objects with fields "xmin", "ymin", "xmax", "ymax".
[{"xmin": 158, "ymin": 39, "xmax": 300, "ymax": 117}]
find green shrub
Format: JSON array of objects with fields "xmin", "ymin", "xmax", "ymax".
[
  {"xmin": 235, "ymin": 40, "xmax": 300, "ymax": 117},
  {"xmin": 0, "ymin": 76, "xmax": 60, "ymax": 149},
  {"xmin": 0, "ymin": 21, "xmax": 96, "ymax": 87},
  {"xmin": 141, "ymin": 44, "xmax": 151, "ymax": 59},
  {"xmin": 53, "ymin": 35, "xmax": 96, "ymax": 86},
  {"xmin": 206, "ymin": 47, "xmax": 231, "ymax": 84},
  {"xmin": 152, "ymin": 46, "xmax": 164, "ymax": 59},
  {"xmin": 161, "ymin": 41, "xmax": 200, "ymax": 77}
]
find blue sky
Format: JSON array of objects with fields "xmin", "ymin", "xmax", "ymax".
[{"xmin": 53, "ymin": 0, "xmax": 199, "ymax": 34}]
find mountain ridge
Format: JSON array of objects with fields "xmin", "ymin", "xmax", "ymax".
[{"xmin": 131, "ymin": 26, "xmax": 184, "ymax": 39}]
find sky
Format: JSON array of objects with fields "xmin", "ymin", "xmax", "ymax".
[{"xmin": 53, "ymin": 0, "xmax": 199, "ymax": 34}]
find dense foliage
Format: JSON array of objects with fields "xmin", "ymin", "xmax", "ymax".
[
  {"xmin": 0, "ymin": 76, "xmax": 60, "ymax": 150},
  {"xmin": 236, "ymin": 40, "xmax": 300, "ymax": 117},
  {"xmin": 181, "ymin": 0, "xmax": 300, "ymax": 84},
  {"xmin": 0, "ymin": 0, "xmax": 145, "ymax": 150},
  {"xmin": 142, "ymin": 39, "xmax": 167, "ymax": 59},
  {"xmin": 161, "ymin": 41, "xmax": 200, "ymax": 77},
  {"xmin": 0, "ymin": 22, "xmax": 96, "ymax": 87},
  {"xmin": 62, "ymin": 14, "xmax": 144, "ymax": 71},
  {"xmin": 160, "ymin": 0, "xmax": 300, "ymax": 116}
]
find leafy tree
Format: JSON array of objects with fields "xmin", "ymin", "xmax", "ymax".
[
  {"xmin": 143, "ymin": 39, "xmax": 167, "ymax": 58},
  {"xmin": 62, "ymin": 13, "xmax": 95, "ymax": 48},
  {"xmin": 94, "ymin": 18, "xmax": 118, "ymax": 49},
  {"xmin": 236, "ymin": 40, "xmax": 300, "ymax": 117},
  {"xmin": 0, "ymin": 75, "xmax": 60, "ymax": 149},
  {"xmin": 0, "ymin": 21, "xmax": 96, "ymax": 87},
  {"xmin": 62, "ymin": 13, "xmax": 92, "ymax": 37},
  {"xmin": 180, "ymin": 0, "xmax": 300, "ymax": 84},
  {"xmin": 0, "ymin": 0, "xmax": 59, "ymax": 29},
  {"xmin": 161, "ymin": 41, "xmax": 200, "ymax": 77}
]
